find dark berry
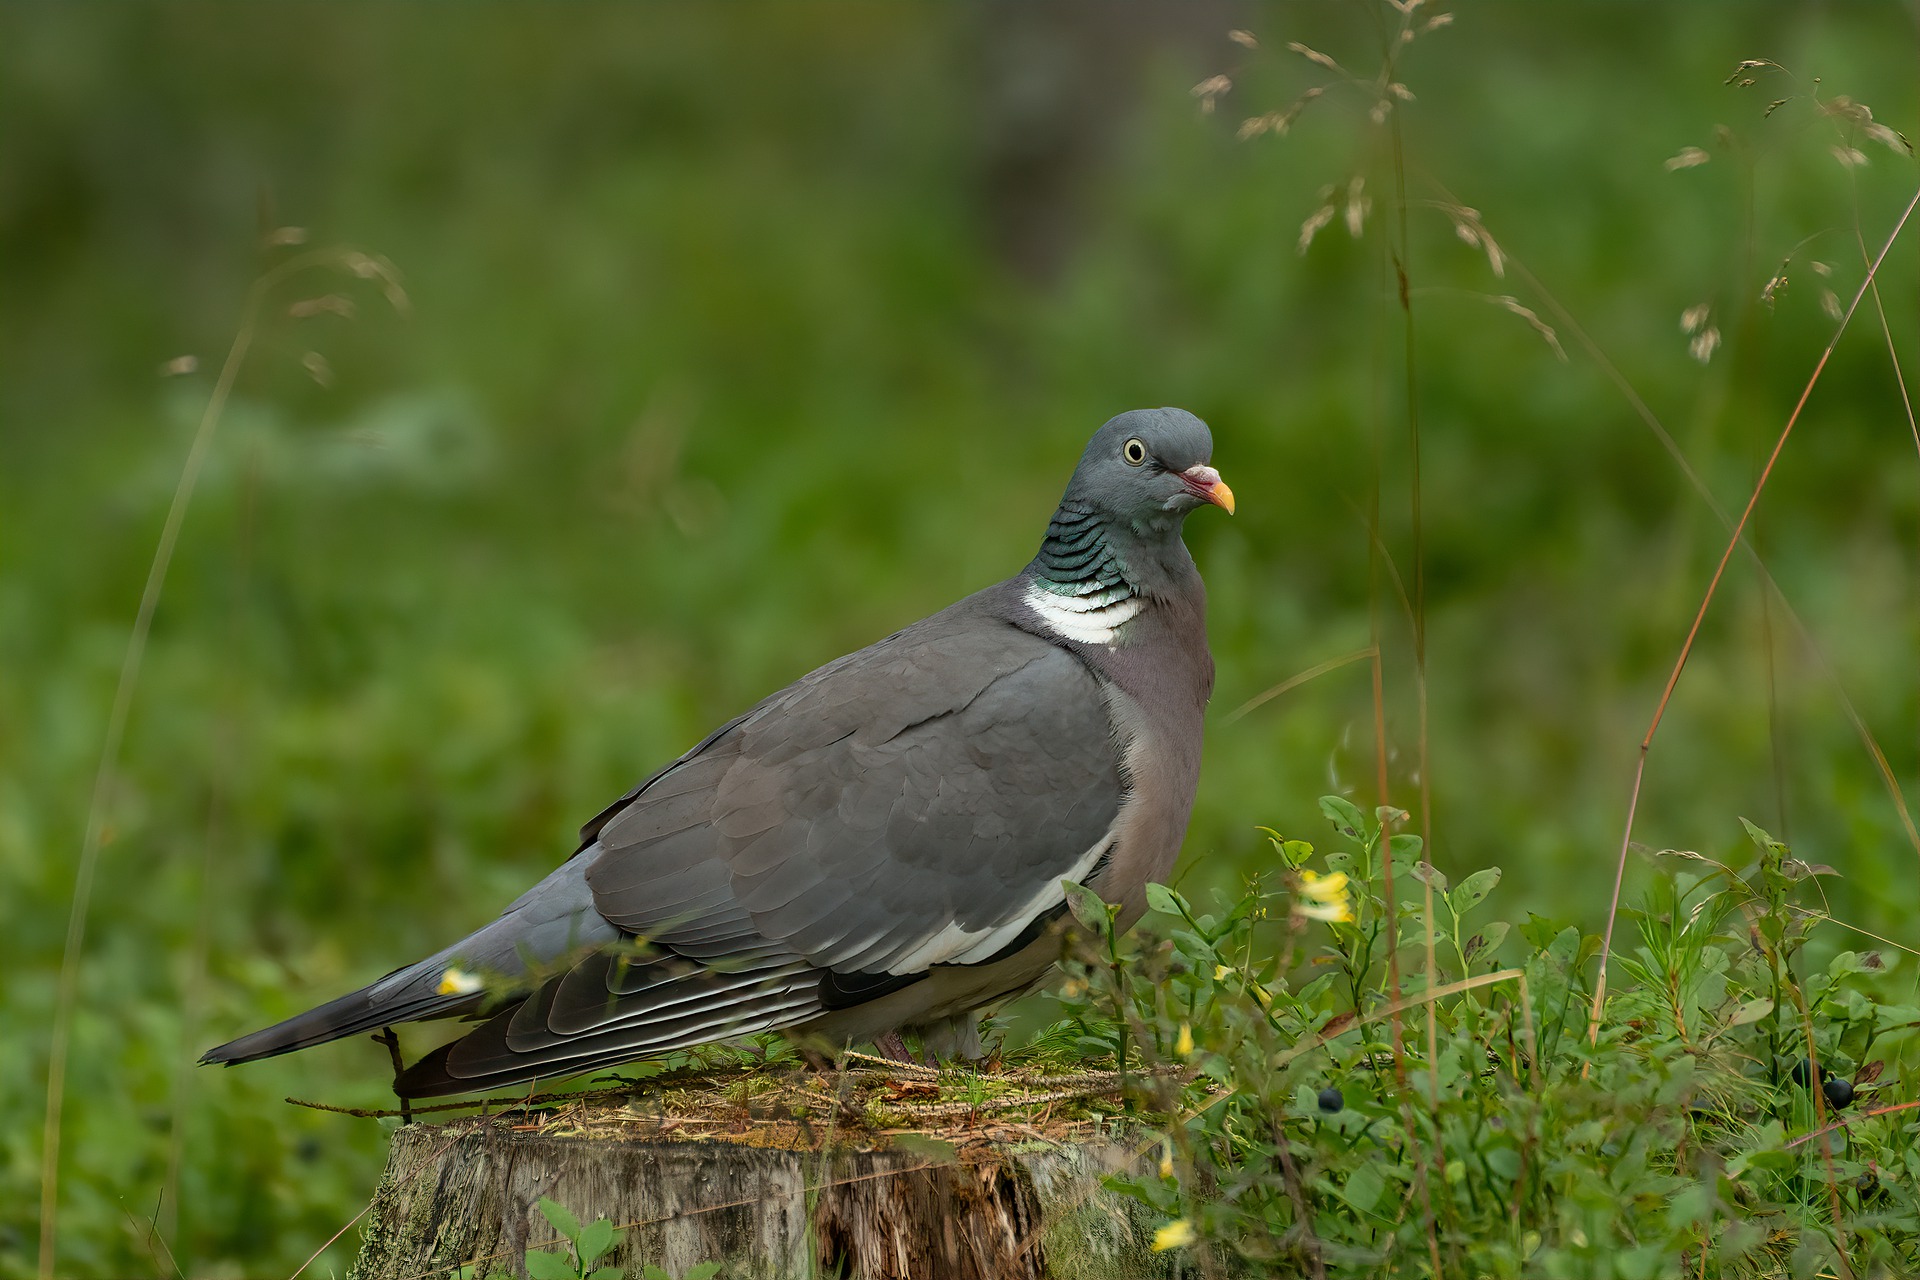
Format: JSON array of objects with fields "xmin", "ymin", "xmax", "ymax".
[
  {"xmin": 1824, "ymin": 1077, "xmax": 1855, "ymax": 1109},
  {"xmin": 1317, "ymin": 1086, "xmax": 1344, "ymax": 1113},
  {"xmin": 1791, "ymin": 1056, "xmax": 1819, "ymax": 1087}
]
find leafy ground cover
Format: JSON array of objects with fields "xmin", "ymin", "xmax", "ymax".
[{"xmin": 1053, "ymin": 801, "xmax": 1920, "ymax": 1277}]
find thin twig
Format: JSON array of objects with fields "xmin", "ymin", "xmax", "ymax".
[{"xmin": 1784, "ymin": 1099, "xmax": 1920, "ymax": 1150}]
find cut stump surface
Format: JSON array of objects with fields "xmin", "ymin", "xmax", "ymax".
[{"xmin": 349, "ymin": 1105, "xmax": 1173, "ymax": 1279}]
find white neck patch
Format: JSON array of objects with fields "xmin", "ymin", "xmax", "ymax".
[{"xmin": 1024, "ymin": 580, "xmax": 1144, "ymax": 646}]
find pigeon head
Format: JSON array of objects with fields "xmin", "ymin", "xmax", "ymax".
[
  {"xmin": 1059, "ymin": 408, "xmax": 1234, "ymax": 536},
  {"xmin": 1026, "ymin": 408, "xmax": 1232, "ymax": 618}
]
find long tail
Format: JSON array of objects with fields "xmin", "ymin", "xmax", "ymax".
[{"xmin": 200, "ymin": 853, "xmax": 617, "ymax": 1066}]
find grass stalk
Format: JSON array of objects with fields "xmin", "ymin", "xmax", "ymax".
[
  {"xmin": 37, "ymin": 245, "xmax": 383, "ymax": 1278},
  {"xmin": 1588, "ymin": 183, "xmax": 1920, "ymax": 1043}
]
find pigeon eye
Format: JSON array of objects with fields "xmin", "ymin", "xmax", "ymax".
[{"xmin": 1122, "ymin": 438, "xmax": 1148, "ymax": 466}]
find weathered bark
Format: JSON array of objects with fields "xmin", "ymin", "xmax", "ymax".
[{"xmin": 349, "ymin": 1116, "xmax": 1177, "ymax": 1280}]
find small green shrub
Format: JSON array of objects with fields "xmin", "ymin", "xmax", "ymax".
[{"xmin": 1057, "ymin": 799, "xmax": 1920, "ymax": 1278}]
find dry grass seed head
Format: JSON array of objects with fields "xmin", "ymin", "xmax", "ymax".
[
  {"xmin": 1471, "ymin": 298, "xmax": 1565, "ymax": 362},
  {"xmin": 1305, "ymin": 200, "xmax": 1336, "ymax": 255},
  {"xmin": 1284, "ymin": 41, "xmax": 1345, "ymax": 76},
  {"xmin": 1191, "ymin": 74, "xmax": 1232, "ymax": 115},
  {"xmin": 1344, "ymin": 177, "xmax": 1371, "ymax": 237},
  {"xmin": 1239, "ymin": 88, "xmax": 1324, "ymax": 141},
  {"xmin": 289, "ymin": 295, "xmax": 356, "ymax": 320}
]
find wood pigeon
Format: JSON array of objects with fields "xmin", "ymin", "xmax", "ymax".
[{"xmin": 202, "ymin": 408, "xmax": 1232, "ymax": 1097}]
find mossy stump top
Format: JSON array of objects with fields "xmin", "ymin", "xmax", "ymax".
[{"xmin": 344, "ymin": 1059, "xmax": 1177, "ymax": 1280}]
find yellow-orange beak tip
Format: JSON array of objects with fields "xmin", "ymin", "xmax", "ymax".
[{"xmin": 1182, "ymin": 464, "xmax": 1235, "ymax": 515}]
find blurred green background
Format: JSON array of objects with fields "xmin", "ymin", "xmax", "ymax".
[{"xmin": 3, "ymin": 2, "xmax": 1916, "ymax": 1274}]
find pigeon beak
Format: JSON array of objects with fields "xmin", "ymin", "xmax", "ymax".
[{"xmin": 1181, "ymin": 464, "xmax": 1236, "ymax": 515}]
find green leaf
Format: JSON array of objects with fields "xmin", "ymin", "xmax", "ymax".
[
  {"xmin": 575, "ymin": 1218, "xmax": 616, "ymax": 1266},
  {"xmin": 685, "ymin": 1265, "xmax": 724, "ymax": 1280},
  {"xmin": 1665, "ymin": 1184, "xmax": 1713, "ymax": 1230},
  {"xmin": 525, "ymin": 1249, "xmax": 579, "ymax": 1280},
  {"xmin": 1061, "ymin": 880, "xmax": 1109, "ymax": 931},
  {"xmin": 1407, "ymin": 860, "xmax": 1448, "ymax": 894},
  {"xmin": 641, "ymin": 1268, "xmax": 674, "ymax": 1280},
  {"xmin": 1143, "ymin": 883, "xmax": 1184, "ymax": 917},
  {"xmin": 1449, "ymin": 868, "xmax": 1501, "ymax": 915},
  {"xmin": 585, "ymin": 1270, "xmax": 623, "ymax": 1280},
  {"xmin": 1342, "ymin": 1162, "xmax": 1385, "ymax": 1214},
  {"xmin": 537, "ymin": 1196, "xmax": 582, "ymax": 1242},
  {"xmin": 1464, "ymin": 920, "xmax": 1510, "ymax": 961},
  {"xmin": 1318, "ymin": 795, "xmax": 1367, "ymax": 839},
  {"xmin": 1738, "ymin": 817, "xmax": 1785, "ymax": 857},
  {"xmin": 1725, "ymin": 997, "xmax": 1773, "ymax": 1027}
]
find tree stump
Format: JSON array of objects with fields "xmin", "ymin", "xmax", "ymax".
[{"xmin": 348, "ymin": 1093, "xmax": 1176, "ymax": 1280}]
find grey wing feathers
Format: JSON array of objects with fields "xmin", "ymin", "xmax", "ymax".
[
  {"xmin": 256, "ymin": 605, "xmax": 1125, "ymax": 1097},
  {"xmin": 200, "ymin": 854, "xmax": 617, "ymax": 1066},
  {"xmin": 587, "ymin": 616, "xmax": 1123, "ymax": 975}
]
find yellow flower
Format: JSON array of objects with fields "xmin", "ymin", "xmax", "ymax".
[
  {"xmin": 1159, "ymin": 1143, "xmax": 1174, "ymax": 1179},
  {"xmin": 1152, "ymin": 1219, "xmax": 1197, "ymax": 1252},
  {"xmin": 436, "ymin": 966, "xmax": 483, "ymax": 996},
  {"xmin": 1213, "ymin": 964, "xmax": 1232, "ymax": 982},
  {"xmin": 1298, "ymin": 869, "xmax": 1350, "ymax": 901},
  {"xmin": 1175, "ymin": 1022, "xmax": 1194, "ymax": 1057},
  {"xmin": 1293, "ymin": 898, "xmax": 1355, "ymax": 924},
  {"xmin": 1293, "ymin": 869, "xmax": 1354, "ymax": 923}
]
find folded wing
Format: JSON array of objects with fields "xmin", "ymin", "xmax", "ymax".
[{"xmin": 395, "ymin": 607, "xmax": 1122, "ymax": 1095}]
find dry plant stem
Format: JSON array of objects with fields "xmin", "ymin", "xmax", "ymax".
[
  {"xmin": 1270, "ymin": 1119, "xmax": 1329, "ymax": 1280},
  {"xmin": 160, "ymin": 452, "xmax": 256, "ymax": 1249},
  {"xmin": 1587, "ymin": 184, "xmax": 1920, "ymax": 1043},
  {"xmin": 1786, "ymin": 1099, "xmax": 1920, "ymax": 1150},
  {"xmin": 1223, "ymin": 646, "xmax": 1377, "ymax": 723},
  {"xmin": 117, "ymin": 1197, "xmax": 186, "ymax": 1280},
  {"xmin": 1358, "ymin": 62, "xmax": 1403, "ymax": 1078},
  {"xmin": 1386, "ymin": 39, "xmax": 1443, "ymax": 1143},
  {"xmin": 1792, "ymin": 995, "xmax": 1856, "ymax": 1278},
  {"xmin": 1846, "ymin": 174, "xmax": 1920, "ymax": 778},
  {"xmin": 1375, "ymin": 12, "xmax": 1445, "ymax": 1267},
  {"xmin": 37, "ymin": 279, "xmax": 255, "ymax": 1280},
  {"xmin": 1422, "ymin": 169, "xmax": 1920, "ymax": 868},
  {"xmin": 1275, "ymin": 969, "xmax": 1528, "ymax": 1070},
  {"xmin": 37, "ymin": 247, "xmax": 356, "ymax": 1279}
]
